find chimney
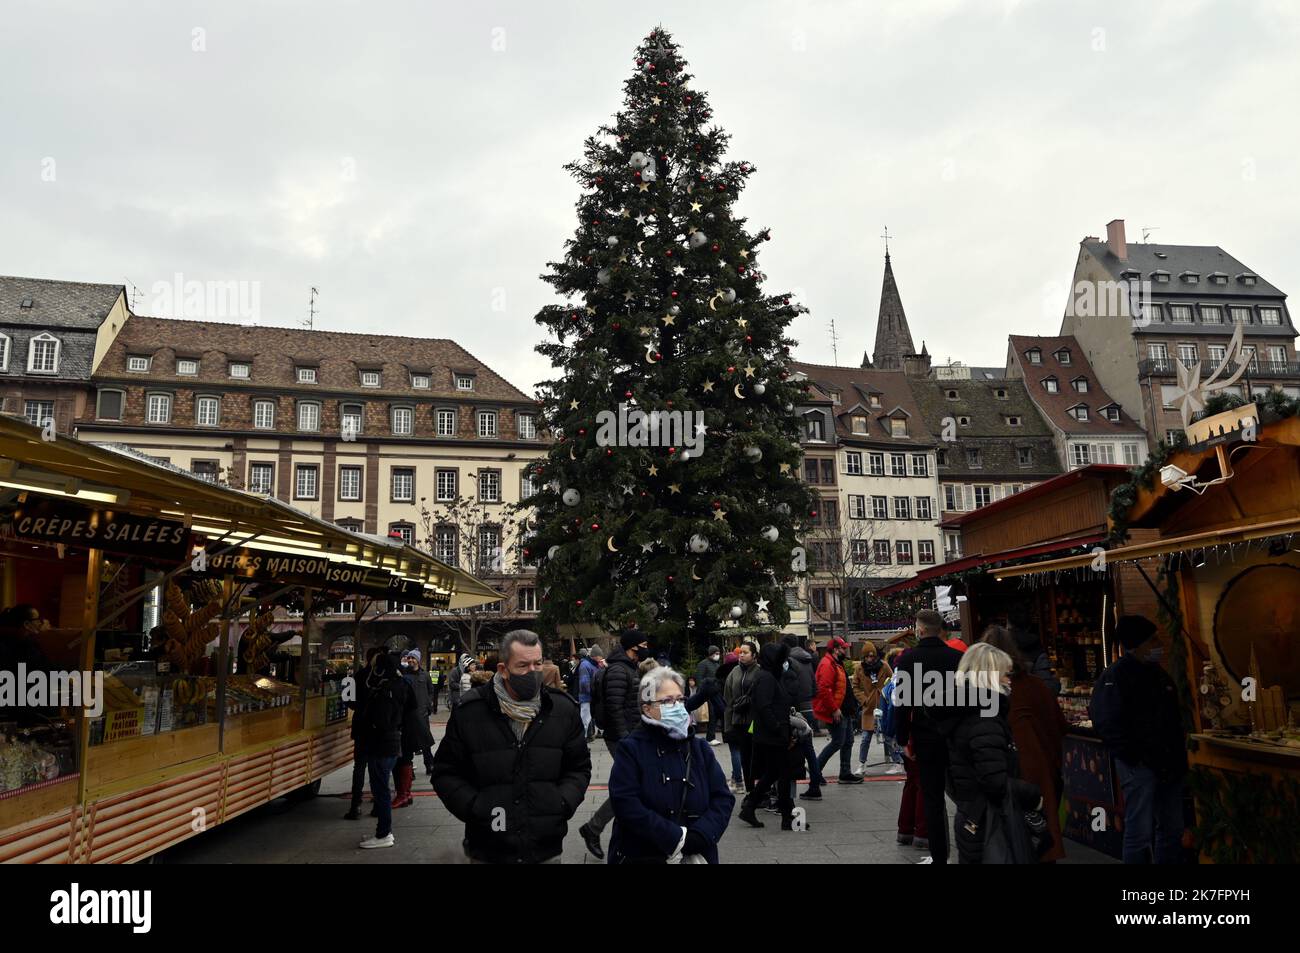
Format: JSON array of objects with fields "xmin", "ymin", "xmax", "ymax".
[{"xmin": 1106, "ymin": 219, "xmax": 1127, "ymax": 261}]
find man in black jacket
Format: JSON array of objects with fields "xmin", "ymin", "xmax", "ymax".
[
  {"xmin": 695, "ymin": 645, "xmax": 723, "ymax": 744},
  {"xmin": 1090, "ymin": 615, "xmax": 1187, "ymax": 864},
  {"xmin": 431, "ymin": 629, "xmax": 591, "ymax": 864},
  {"xmin": 781, "ymin": 633, "xmax": 827, "ymax": 800},
  {"xmin": 357, "ymin": 651, "xmax": 410, "ymax": 849},
  {"xmin": 344, "ymin": 646, "xmax": 384, "ymax": 821},
  {"xmin": 578, "ymin": 627, "xmax": 653, "ymax": 859},
  {"xmin": 894, "ymin": 609, "xmax": 963, "ymax": 863}
]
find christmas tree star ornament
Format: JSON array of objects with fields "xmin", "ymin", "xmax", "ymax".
[
  {"xmin": 661, "ymin": 313, "xmax": 676, "ymax": 326},
  {"xmin": 641, "ymin": 541, "xmax": 654, "ymax": 553},
  {"xmin": 713, "ymin": 509, "xmax": 728, "ymax": 522},
  {"xmin": 690, "ymin": 201, "xmax": 702, "ymax": 212},
  {"xmin": 756, "ymin": 597, "xmax": 770, "ymax": 612},
  {"xmin": 673, "ymin": 265, "xmax": 685, "ymax": 276},
  {"xmin": 736, "ymin": 317, "xmax": 748, "ymax": 328},
  {"xmin": 647, "ymin": 464, "xmax": 659, "ymax": 476},
  {"xmin": 624, "ymin": 290, "xmax": 635, "ymax": 301},
  {"xmin": 585, "ymin": 306, "xmax": 596, "ymax": 315},
  {"xmin": 779, "ymin": 463, "xmax": 791, "ymax": 474},
  {"xmin": 638, "ymin": 182, "xmax": 651, "ymax": 191},
  {"xmin": 622, "ymin": 484, "xmax": 634, "ymax": 495},
  {"xmin": 639, "ymin": 325, "xmax": 653, "ymax": 336},
  {"xmin": 702, "ymin": 380, "xmax": 715, "ymax": 393},
  {"xmin": 669, "ymin": 483, "xmax": 682, "ymax": 494},
  {"xmin": 569, "ymin": 399, "xmax": 580, "ymax": 410},
  {"xmin": 743, "ymin": 364, "xmax": 756, "ymax": 378}
]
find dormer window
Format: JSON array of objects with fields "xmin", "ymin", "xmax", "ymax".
[
  {"xmin": 176, "ymin": 358, "xmax": 199, "ymax": 375},
  {"xmin": 296, "ymin": 366, "xmax": 318, "ymax": 384},
  {"xmin": 994, "ymin": 388, "xmax": 1008, "ymax": 400},
  {"xmin": 1180, "ymin": 271, "xmax": 1200, "ymax": 284},
  {"xmin": 1119, "ymin": 268, "xmax": 1140, "ymax": 280},
  {"xmin": 1006, "ymin": 415, "xmax": 1022, "ymax": 426},
  {"xmin": 0, "ymin": 333, "xmax": 9, "ymax": 371},
  {"xmin": 889, "ymin": 418, "xmax": 907, "ymax": 437},
  {"xmin": 1150, "ymin": 270, "xmax": 1170, "ymax": 283},
  {"xmin": 945, "ymin": 389, "xmax": 959, "ymax": 400},
  {"xmin": 27, "ymin": 332, "xmax": 61, "ymax": 373},
  {"xmin": 1070, "ymin": 405, "xmax": 1090, "ymax": 422},
  {"xmin": 1042, "ymin": 376, "xmax": 1059, "ymax": 394},
  {"xmin": 229, "ymin": 361, "xmax": 250, "ymax": 379},
  {"xmin": 957, "ymin": 416, "xmax": 971, "ymax": 427},
  {"xmin": 804, "ymin": 413, "xmax": 825, "ymax": 442},
  {"xmin": 1103, "ymin": 405, "xmax": 1122, "ymax": 422},
  {"xmin": 412, "ymin": 374, "xmax": 431, "ymax": 389},
  {"xmin": 868, "ymin": 395, "xmax": 881, "ymax": 409},
  {"xmin": 1072, "ymin": 377, "xmax": 1089, "ymax": 393},
  {"xmin": 127, "ymin": 355, "xmax": 151, "ymax": 372},
  {"xmin": 851, "ymin": 415, "xmax": 868, "ymax": 434},
  {"xmin": 360, "ymin": 370, "xmax": 381, "ymax": 388},
  {"xmin": 455, "ymin": 374, "xmax": 475, "ymax": 391},
  {"xmin": 1260, "ymin": 307, "xmax": 1282, "ymax": 327},
  {"xmin": 1237, "ymin": 273, "xmax": 1257, "ymax": 287},
  {"xmin": 1055, "ymin": 348, "xmax": 1072, "ymax": 365},
  {"xmin": 1168, "ymin": 305, "xmax": 1194, "ymax": 324},
  {"xmin": 1208, "ymin": 272, "xmax": 1229, "ymax": 285},
  {"xmin": 1026, "ymin": 348, "xmax": 1042, "ymax": 365}
]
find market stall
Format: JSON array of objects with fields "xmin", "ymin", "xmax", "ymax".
[{"xmin": 0, "ymin": 415, "xmax": 502, "ymax": 863}]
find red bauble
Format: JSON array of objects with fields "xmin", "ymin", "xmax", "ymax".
[
  {"xmin": 727, "ymin": 365, "xmax": 735, "ymax": 373},
  {"xmin": 738, "ymin": 266, "xmax": 746, "ymax": 274},
  {"xmin": 666, "ymin": 400, "xmax": 673, "ymax": 407},
  {"xmin": 745, "ymin": 335, "xmax": 752, "ymax": 342},
  {"xmin": 591, "ymin": 523, "xmax": 600, "ymax": 531},
  {"xmin": 670, "ymin": 291, "xmax": 678, "ymax": 299},
  {"xmin": 712, "ymin": 244, "xmax": 719, "ymax": 252},
  {"xmin": 625, "ymin": 390, "xmax": 633, "ymax": 398},
  {"xmin": 653, "ymin": 351, "xmax": 662, "ymax": 360},
  {"xmin": 606, "ymin": 449, "xmax": 613, "ymax": 456},
  {"xmin": 810, "ymin": 511, "xmax": 818, "ymax": 518},
  {"xmin": 634, "ymin": 171, "xmax": 642, "ymax": 181},
  {"xmin": 717, "ymin": 184, "xmax": 726, "ymax": 192},
  {"xmin": 612, "ymin": 322, "xmax": 621, "ymax": 330},
  {"xmin": 712, "ymin": 500, "xmax": 721, "ymax": 508},
  {"xmin": 685, "ymin": 95, "xmax": 693, "ymax": 102},
  {"xmin": 699, "ymin": 174, "xmax": 707, "ymax": 182},
  {"xmin": 667, "ymin": 576, "xmax": 673, "ymax": 582},
  {"xmin": 578, "ymin": 428, "xmax": 586, "ymax": 436},
  {"xmin": 596, "ymin": 177, "xmax": 604, "ymax": 185},
  {"xmin": 636, "ymin": 57, "xmax": 645, "ymax": 65},
  {"xmin": 665, "ymin": 249, "xmax": 673, "ymax": 257},
  {"xmin": 668, "ymin": 447, "xmax": 676, "ymax": 454},
  {"xmin": 576, "ymin": 599, "xmax": 584, "ymax": 606}
]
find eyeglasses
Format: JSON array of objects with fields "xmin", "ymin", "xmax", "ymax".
[{"xmin": 655, "ymin": 696, "xmax": 685, "ymax": 705}]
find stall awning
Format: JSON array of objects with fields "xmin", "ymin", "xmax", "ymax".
[
  {"xmin": 992, "ymin": 517, "xmax": 1300, "ymax": 579},
  {"xmin": 875, "ymin": 533, "xmax": 1105, "ymax": 595}
]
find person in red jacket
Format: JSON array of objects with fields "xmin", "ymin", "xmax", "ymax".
[{"xmin": 813, "ymin": 637, "xmax": 863, "ymax": 784}]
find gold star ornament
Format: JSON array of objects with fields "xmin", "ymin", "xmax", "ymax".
[
  {"xmin": 712, "ymin": 508, "xmax": 728, "ymax": 522},
  {"xmin": 647, "ymin": 464, "xmax": 659, "ymax": 476}
]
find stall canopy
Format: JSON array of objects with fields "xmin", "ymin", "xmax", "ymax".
[
  {"xmin": 0, "ymin": 415, "xmax": 502, "ymax": 609},
  {"xmin": 875, "ymin": 534, "xmax": 1105, "ymax": 595}
]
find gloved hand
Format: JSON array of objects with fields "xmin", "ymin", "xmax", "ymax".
[{"xmin": 684, "ymin": 829, "xmax": 710, "ymax": 856}]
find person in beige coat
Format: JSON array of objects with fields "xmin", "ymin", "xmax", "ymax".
[{"xmin": 852, "ymin": 643, "xmax": 893, "ymax": 776}]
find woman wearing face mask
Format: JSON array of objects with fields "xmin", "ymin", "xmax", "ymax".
[
  {"xmin": 722, "ymin": 641, "xmax": 761, "ymax": 793},
  {"xmin": 607, "ymin": 666, "xmax": 735, "ymax": 864},
  {"xmin": 738, "ymin": 641, "xmax": 804, "ymax": 831},
  {"xmin": 851, "ymin": 643, "xmax": 893, "ymax": 776}
]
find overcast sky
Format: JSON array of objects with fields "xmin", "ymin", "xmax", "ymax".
[{"xmin": 3, "ymin": 1, "xmax": 1298, "ymax": 392}]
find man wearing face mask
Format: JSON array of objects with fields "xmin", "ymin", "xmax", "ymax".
[
  {"xmin": 431, "ymin": 629, "xmax": 591, "ymax": 864},
  {"xmin": 694, "ymin": 645, "xmax": 724, "ymax": 745},
  {"xmin": 607, "ymin": 666, "xmax": 735, "ymax": 863},
  {"xmin": 1089, "ymin": 615, "xmax": 1188, "ymax": 864}
]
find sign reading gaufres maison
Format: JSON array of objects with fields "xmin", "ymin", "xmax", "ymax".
[
  {"xmin": 200, "ymin": 547, "xmax": 450, "ymax": 609},
  {"xmin": 7, "ymin": 500, "xmax": 190, "ymax": 561}
]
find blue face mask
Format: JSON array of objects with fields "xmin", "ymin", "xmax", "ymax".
[{"xmin": 647, "ymin": 701, "xmax": 691, "ymax": 739}]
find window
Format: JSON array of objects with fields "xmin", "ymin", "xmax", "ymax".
[
  {"xmin": 890, "ymin": 453, "xmax": 906, "ymax": 477},
  {"xmin": 1103, "ymin": 405, "xmax": 1121, "ymax": 422},
  {"xmin": 295, "ymin": 465, "xmax": 319, "ymax": 500},
  {"xmin": 871, "ymin": 496, "xmax": 888, "ymax": 520},
  {"xmin": 869, "ymin": 395, "xmax": 881, "ymax": 409},
  {"xmin": 811, "ymin": 589, "xmax": 827, "ymax": 612},
  {"xmin": 297, "ymin": 401, "xmax": 320, "ymax": 432},
  {"xmin": 946, "ymin": 389, "xmax": 959, "ymax": 400},
  {"xmin": 852, "ymin": 541, "xmax": 871, "ymax": 565},
  {"xmin": 176, "ymin": 358, "xmax": 198, "ymax": 375},
  {"xmin": 338, "ymin": 465, "xmax": 362, "ymax": 501},
  {"xmin": 96, "ymin": 390, "xmax": 124, "ymax": 421},
  {"xmin": 1026, "ymin": 348, "xmax": 1041, "ymax": 365},
  {"xmin": 936, "ymin": 449, "xmax": 947, "ymax": 467},
  {"xmin": 385, "ymin": 523, "xmax": 414, "ymax": 548},
  {"xmin": 851, "ymin": 415, "xmax": 868, "ymax": 434},
  {"xmin": 478, "ymin": 410, "xmax": 498, "ymax": 438},
  {"xmin": 1230, "ymin": 307, "xmax": 1252, "ymax": 325},
  {"xmin": 518, "ymin": 588, "xmax": 537, "ymax": 612},
  {"xmin": 804, "ymin": 414, "xmax": 825, "ymax": 441},
  {"xmin": 478, "ymin": 470, "xmax": 501, "ymax": 503},
  {"xmin": 518, "ymin": 414, "xmax": 537, "ymax": 440},
  {"xmin": 435, "ymin": 469, "xmax": 458, "ymax": 502},
  {"xmin": 994, "ymin": 388, "xmax": 1008, "ymax": 400},
  {"xmin": 520, "ymin": 471, "xmax": 538, "ymax": 500},
  {"xmin": 873, "ymin": 541, "xmax": 892, "ymax": 564},
  {"xmin": 1071, "ymin": 443, "xmax": 1092, "ymax": 467},
  {"xmin": 974, "ymin": 485, "xmax": 993, "ymax": 507},
  {"xmin": 848, "ymin": 495, "xmax": 866, "ymax": 519},
  {"xmin": 895, "ymin": 541, "xmax": 913, "ymax": 565},
  {"xmin": 412, "ymin": 374, "xmax": 430, "ymax": 390},
  {"xmin": 1200, "ymin": 305, "xmax": 1223, "ymax": 325},
  {"xmin": 1017, "ymin": 446, "xmax": 1033, "ymax": 466},
  {"xmin": 1072, "ymin": 405, "xmax": 1089, "ymax": 421},
  {"xmin": 455, "ymin": 374, "xmax": 475, "ymax": 391},
  {"xmin": 1165, "ymin": 429, "xmax": 1181, "ymax": 445},
  {"xmin": 918, "ymin": 541, "xmax": 935, "ymax": 565},
  {"xmin": 1123, "ymin": 443, "xmax": 1141, "ymax": 466},
  {"xmin": 868, "ymin": 453, "xmax": 885, "ymax": 476},
  {"xmin": 915, "ymin": 497, "xmax": 933, "ymax": 520},
  {"xmin": 1072, "ymin": 378, "xmax": 1089, "ymax": 393},
  {"xmin": 945, "ymin": 532, "xmax": 963, "ymax": 559},
  {"xmin": 391, "ymin": 467, "xmax": 415, "ymax": 502},
  {"xmin": 1267, "ymin": 346, "xmax": 1288, "ymax": 370},
  {"xmin": 391, "ymin": 406, "xmax": 414, "ymax": 436},
  {"xmin": 23, "ymin": 400, "xmax": 54, "ymax": 427},
  {"xmin": 893, "ymin": 496, "xmax": 911, "ymax": 520},
  {"xmin": 1242, "ymin": 346, "xmax": 1258, "ymax": 372},
  {"xmin": 821, "ymin": 498, "xmax": 839, "ymax": 525},
  {"xmin": 1177, "ymin": 344, "xmax": 1199, "ymax": 366},
  {"xmin": 28, "ymin": 333, "xmax": 60, "ymax": 373},
  {"xmin": 1260, "ymin": 307, "xmax": 1282, "ymax": 326},
  {"xmin": 1043, "ymin": 377, "xmax": 1059, "ymax": 394},
  {"xmin": 128, "ymin": 355, "xmax": 151, "ymax": 372},
  {"xmin": 1055, "ymin": 349, "xmax": 1072, "ymax": 364},
  {"xmin": 191, "ymin": 461, "xmax": 219, "ymax": 483},
  {"xmin": 146, "ymin": 393, "xmax": 172, "ymax": 423},
  {"xmin": 845, "ymin": 451, "xmax": 863, "ymax": 475},
  {"xmin": 911, "ymin": 454, "xmax": 928, "ymax": 477},
  {"xmin": 966, "ymin": 447, "xmax": 982, "ymax": 468},
  {"xmin": 196, "ymin": 396, "xmax": 220, "ymax": 426},
  {"xmin": 889, "ymin": 418, "xmax": 907, "ymax": 437},
  {"xmin": 943, "ymin": 485, "xmax": 963, "ymax": 512},
  {"xmin": 296, "ymin": 366, "xmax": 317, "ymax": 384},
  {"xmin": 1147, "ymin": 344, "xmax": 1168, "ymax": 369},
  {"xmin": 803, "ymin": 459, "xmax": 820, "ymax": 484},
  {"xmin": 0, "ymin": 333, "xmax": 8, "ymax": 370},
  {"xmin": 1146, "ymin": 304, "xmax": 1163, "ymax": 323},
  {"xmin": 478, "ymin": 526, "xmax": 502, "ymax": 572},
  {"xmin": 1007, "ymin": 415, "xmax": 1022, "ymax": 426},
  {"xmin": 229, "ymin": 361, "xmax": 250, "ymax": 379},
  {"xmin": 958, "ymin": 416, "xmax": 971, "ymax": 427},
  {"xmin": 1160, "ymin": 384, "xmax": 1180, "ymax": 409},
  {"xmin": 249, "ymin": 462, "xmax": 274, "ymax": 494},
  {"xmin": 360, "ymin": 370, "xmax": 381, "ymax": 387},
  {"xmin": 819, "ymin": 459, "xmax": 835, "ymax": 485},
  {"xmin": 436, "ymin": 408, "xmax": 457, "ymax": 437},
  {"xmin": 340, "ymin": 403, "xmax": 363, "ymax": 438},
  {"xmin": 1095, "ymin": 443, "xmax": 1115, "ymax": 464},
  {"xmin": 253, "ymin": 399, "xmax": 276, "ymax": 429},
  {"xmin": 1207, "ymin": 344, "xmax": 1226, "ymax": 366},
  {"xmin": 1169, "ymin": 305, "xmax": 1194, "ymax": 324},
  {"xmin": 435, "ymin": 526, "xmax": 457, "ymax": 565}
]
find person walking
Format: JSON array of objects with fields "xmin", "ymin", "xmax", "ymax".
[
  {"xmin": 1090, "ymin": 615, "xmax": 1188, "ymax": 864},
  {"xmin": 577, "ymin": 645, "xmax": 604, "ymax": 739},
  {"xmin": 578, "ymin": 627, "xmax": 654, "ymax": 859},
  {"xmin": 852, "ymin": 642, "xmax": 893, "ymax": 776},
  {"xmin": 429, "ymin": 660, "xmax": 443, "ymax": 714},
  {"xmin": 446, "ymin": 653, "xmax": 470, "ymax": 711},
  {"xmin": 356, "ymin": 651, "xmax": 407, "ymax": 849},
  {"xmin": 814, "ymin": 637, "xmax": 862, "ymax": 785},
  {"xmin": 694, "ymin": 645, "xmax": 724, "ymax": 745},
  {"xmin": 430, "ymin": 629, "xmax": 591, "ymax": 864},
  {"xmin": 722, "ymin": 641, "xmax": 760, "ymax": 795},
  {"xmin": 343, "ymin": 646, "xmax": 384, "ymax": 820},
  {"xmin": 879, "ymin": 647, "xmax": 906, "ymax": 775},
  {"xmin": 780, "ymin": 633, "xmax": 827, "ymax": 801},
  {"xmin": 401, "ymin": 650, "xmax": 436, "ymax": 778},
  {"xmin": 894, "ymin": 609, "xmax": 964, "ymax": 863},
  {"xmin": 608, "ymin": 666, "xmax": 735, "ymax": 863},
  {"xmin": 738, "ymin": 642, "xmax": 806, "ymax": 831},
  {"xmin": 389, "ymin": 652, "xmax": 423, "ymax": 810}
]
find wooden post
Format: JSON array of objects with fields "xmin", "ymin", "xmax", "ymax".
[{"xmin": 74, "ymin": 547, "xmax": 104, "ymax": 815}]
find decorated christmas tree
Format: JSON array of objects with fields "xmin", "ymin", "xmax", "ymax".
[{"xmin": 527, "ymin": 27, "xmax": 815, "ymax": 654}]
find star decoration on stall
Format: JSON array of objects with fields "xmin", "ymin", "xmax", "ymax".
[
  {"xmin": 647, "ymin": 464, "xmax": 659, "ymax": 476},
  {"xmin": 702, "ymin": 380, "xmax": 715, "ymax": 393},
  {"xmin": 661, "ymin": 313, "xmax": 676, "ymax": 326},
  {"xmin": 712, "ymin": 509, "xmax": 728, "ymax": 522}
]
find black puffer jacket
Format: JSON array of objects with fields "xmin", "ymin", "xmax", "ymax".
[
  {"xmin": 750, "ymin": 643, "xmax": 793, "ymax": 748},
  {"xmin": 431, "ymin": 682, "xmax": 591, "ymax": 863},
  {"xmin": 782, "ymin": 644, "xmax": 816, "ymax": 710},
  {"xmin": 601, "ymin": 648, "xmax": 642, "ymax": 742},
  {"xmin": 358, "ymin": 668, "xmax": 410, "ymax": 758}
]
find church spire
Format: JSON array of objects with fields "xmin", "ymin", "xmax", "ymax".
[{"xmin": 872, "ymin": 248, "xmax": 915, "ymax": 371}]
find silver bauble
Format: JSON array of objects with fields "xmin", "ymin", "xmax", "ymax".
[
  {"xmin": 745, "ymin": 445, "xmax": 763, "ymax": 462},
  {"xmin": 689, "ymin": 534, "xmax": 709, "ymax": 554},
  {"xmin": 629, "ymin": 151, "xmax": 649, "ymax": 170},
  {"xmin": 689, "ymin": 231, "xmax": 708, "ymax": 249},
  {"xmin": 547, "ymin": 545, "xmax": 560, "ymax": 560},
  {"xmin": 721, "ymin": 288, "xmax": 737, "ymax": 304},
  {"xmin": 669, "ymin": 305, "xmax": 680, "ymax": 315},
  {"xmin": 597, "ymin": 268, "xmax": 612, "ymax": 286},
  {"xmin": 606, "ymin": 236, "xmax": 619, "ymax": 247},
  {"xmin": 562, "ymin": 488, "xmax": 581, "ymax": 507},
  {"xmin": 761, "ymin": 525, "xmax": 779, "ymax": 543},
  {"xmin": 753, "ymin": 381, "xmax": 767, "ymax": 396},
  {"xmin": 729, "ymin": 604, "xmax": 744, "ymax": 620}
]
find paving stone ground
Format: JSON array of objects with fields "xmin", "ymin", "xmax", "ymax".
[{"xmin": 157, "ymin": 714, "xmax": 1117, "ymax": 865}]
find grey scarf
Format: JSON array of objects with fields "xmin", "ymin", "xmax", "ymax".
[{"xmin": 493, "ymin": 672, "xmax": 541, "ymax": 740}]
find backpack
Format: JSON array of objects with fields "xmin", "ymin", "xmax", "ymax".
[
  {"xmin": 589, "ymin": 665, "xmax": 610, "ymax": 730},
  {"xmin": 878, "ymin": 676, "xmax": 897, "ymax": 740}
]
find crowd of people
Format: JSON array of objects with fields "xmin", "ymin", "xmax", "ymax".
[{"xmin": 340, "ymin": 608, "xmax": 1186, "ymax": 865}]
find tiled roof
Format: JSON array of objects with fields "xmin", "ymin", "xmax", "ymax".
[
  {"xmin": 907, "ymin": 377, "xmax": 1061, "ymax": 478},
  {"xmin": 97, "ymin": 316, "xmax": 535, "ymax": 402},
  {"xmin": 790, "ymin": 362, "xmax": 934, "ymax": 448},
  {"xmin": 1082, "ymin": 240, "xmax": 1286, "ymax": 299},
  {"xmin": 0, "ymin": 275, "xmax": 125, "ymax": 329},
  {"xmin": 1008, "ymin": 334, "xmax": 1145, "ymax": 436},
  {"xmin": 0, "ymin": 327, "xmax": 99, "ymax": 381}
]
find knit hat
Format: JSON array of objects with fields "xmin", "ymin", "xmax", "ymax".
[
  {"xmin": 459, "ymin": 654, "xmax": 475, "ymax": 669},
  {"xmin": 403, "ymin": 650, "xmax": 421, "ymax": 662},
  {"xmin": 589, "ymin": 644, "xmax": 605, "ymax": 659},
  {"xmin": 1115, "ymin": 615, "xmax": 1158, "ymax": 650},
  {"xmin": 707, "ymin": 644, "xmax": 720, "ymax": 655},
  {"xmin": 829, "ymin": 636, "xmax": 849, "ymax": 650},
  {"xmin": 620, "ymin": 627, "xmax": 647, "ymax": 651}
]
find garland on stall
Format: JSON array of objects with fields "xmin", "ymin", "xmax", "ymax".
[
  {"xmin": 1186, "ymin": 766, "xmax": 1300, "ymax": 864},
  {"xmin": 1155, "ymin": 565, "xmax": 1195, "ymax": 734}
]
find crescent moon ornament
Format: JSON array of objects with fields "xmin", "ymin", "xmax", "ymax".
[
  {"xmin": 733, "ymin": 384, "xmax": 745, "ymax": 399},
  {"xmin": 607, "ymin": 536, "xmax": 620, "ymax": 553},
  {"xmin": 691, "ymin": 564, "xmax": 701, "ymax": 581},
  {"xmin": 637, "ymin": 240, "xmax": 645, "ymax": 253},
  {"xmin": 569, "ymin": 445, "xmax": 577, "ymax": 460},
  {"xmin": 646, "ymin": 345, "xmax": 660, "ymax": 364},
  {"xmin": 709, "ymin": 293, "xmax": 721, "ymax": 311}
]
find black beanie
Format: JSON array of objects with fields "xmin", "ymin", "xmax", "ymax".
[
  {"xmin": 620, "ymin": 627, "xmax": 646, "ymax": 651},
  {"xmin": 1115, "ymin": 615, "xmax": 1158, "ymax": 650}
]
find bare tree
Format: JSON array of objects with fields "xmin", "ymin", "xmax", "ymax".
[{"xmin": 801, "ymin": 508, "xmax": 891, "ymax": 638}]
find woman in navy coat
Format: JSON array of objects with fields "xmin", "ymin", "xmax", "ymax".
[{"xmin": 608, "ymin": 665, "xmax": 735, "ymax": 863}]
